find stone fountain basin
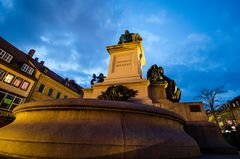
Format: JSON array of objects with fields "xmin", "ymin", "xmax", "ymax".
[{"xmin": 0, "ymin": 99, "xmax": 200, "ymax": 158}]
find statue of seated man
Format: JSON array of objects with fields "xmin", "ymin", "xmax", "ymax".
[
  {"xmin": 118, "ymin": 30, "xmax": 143, "ymax": 44},
  {"xmin": 147, "ymin": 64, "xmax": 181, "ymax": 102}
]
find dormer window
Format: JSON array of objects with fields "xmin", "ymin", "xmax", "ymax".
[
  {"xmin": 21, "ymin": 64, "xmax": 34, "ymax": 75},
  {"xmin": 21, "ymin": 64, "xmax": 28, "ymax": 72},
  {"xmin": 3, "ymin": 53, "xmax": 13, "ymax": 63},
  {"xmin": 0, "ymin": 49, "xmax": 6, "ymax": 58},
  {"xmin": 0, "ymin": 48, "xmax": 13, "ymax": 63}
]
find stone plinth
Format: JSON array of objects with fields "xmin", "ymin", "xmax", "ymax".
[
  {"xmin": 0, "ymin": 99, "xmax": 200, "ymax": 159},
  {"xmin": 83, "ymin": 41, "xmax": 152, "ymax": 104},
  {"xmin": 83, "ymin": 79, "xmax": 152, "ymax": 105},
  {"xmin": 162, "ymin": 102, "xmax": 208, "ymax": 122},
  {"xmin": 148, "ymin": 84, "xmax": 169, "ymax": 104},
  {"xmin": 105, "ymin": 42, "xmax": 145, "ymax": 82}
]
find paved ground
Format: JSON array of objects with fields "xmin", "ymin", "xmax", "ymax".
[
  {"xmin": 0, "ymin": 154, "xmax": 240, "ymax": 159},
  {"xmin": 199, "ymin": 151, "xmax": 240, "ymax": 159}
]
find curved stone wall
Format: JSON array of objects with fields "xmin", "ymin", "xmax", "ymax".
[{"xmin": 0, "ymin": 99, "xmax": 200, "ymax": 158}]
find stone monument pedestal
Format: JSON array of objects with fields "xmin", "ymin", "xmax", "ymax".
[
  {"xmin": 0, "ymin": 99, "xmax": 201, "ymax": 159},
  {"xmin": 148, "ymin": 84, "xmax": 170, "ymax": 106},
  {"xmin": 84, "ymin": 79, "xmax": 152, "ymax": 105},
  {"xmin": 83, "ymin": 41, "xmax": 152, "ymax": 104}
]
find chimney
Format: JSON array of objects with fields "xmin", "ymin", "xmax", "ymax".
[
  {"xmin": 28, "ymin": 49, "xmax": 35, "ymax": 57},
  {"xmin": 69, "ymin": 80, "xmax": 75, "ymax": 84},
  {"xmin": 40, "ymin": 61, "xmax": 45, "ymax": 65},
  {"xmin": 34, "ymin": 57, "xmax": 39, "ymax": 62}
]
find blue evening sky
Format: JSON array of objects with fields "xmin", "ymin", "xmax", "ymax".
[{"xmin": 1, "ymin": 0, "xmax": 240, "ymax": 102}]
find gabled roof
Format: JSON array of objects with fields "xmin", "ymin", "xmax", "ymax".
[
  {"xmin": 0, "ymin": 36, "xmax": 83, "ymax": 95},
  {"xmin": 0, "ymin": 37, "xmax": 36, "ymax": 80}
]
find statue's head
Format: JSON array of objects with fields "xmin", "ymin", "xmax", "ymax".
[
  {"xmin": 125, "ymin": 30, "xmax": 130, "ymax": 35},
  {"xmin": 99, "ymin": 73, "xmax": 103, "ymax": 77},
  {"xmin": 158, "ymin": 67, "xmax": 164, "ymax": 75},
  {"xmin": 152, "ymin": 64, "xmax": 158, "ymax": 70}
]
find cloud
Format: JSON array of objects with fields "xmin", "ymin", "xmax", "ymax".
[
  {"xmin": 0, "ymin": 0, "xmax": 14, "ymax": 9},
  {"xmin": 141, "ymin": 30, "xmax": 160, "ymax": 43},
  {"xmin": 1, "ymin": 0, "xmax": 239, "ymax": 103},
  {"xmin": 183, "ymin": 33, "xmax": 211, "ymax": 44},
  {"xmin": 40, "ymin": 34, "xmax": 75, "ymax": 46},
  {"xmin": 74, "ymin": 76, "xmax": 91, "ymax": 86},
  {"xmin": 143, "ymin": 32, "xmax": 212, "ymax": 68},
  {"xmin": 146, "ymin": 10, "xmax": 168, "ymax": 24},
  {"xmin": 40, "ymin": 36, "xmax": 50, "ymax": 44}
]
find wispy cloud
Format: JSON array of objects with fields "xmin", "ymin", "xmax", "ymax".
[
  {"xmin": 1, "ymin": 0, "xmax": 240, "ymax": 102},
  {"xmin": 40, "ymin": 34, "xmax": 75, "ymax": 46},
  {"xmin": 146, "ymin": 10, "xmax": 168, "ymax": 24},
  {"xmin": 0, "ymin": 0, "xmax": 14, "ymax": 9}
]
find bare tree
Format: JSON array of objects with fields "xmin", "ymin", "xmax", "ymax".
[{"xmin": 197, "ymin": 87, "xmax": 225, "ymax": 126}]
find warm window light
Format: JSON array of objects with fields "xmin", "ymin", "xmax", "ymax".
[
  {"xmin": 12, "ymin": 78, "xmax": 23, "ymax": 87},
  {"xmin": 4, "ymin": 74, "xmax": 14, "ymax": 83},
  {"xmin": 21, "ymin": 81, "xmax": 30, "ymax": 90}
]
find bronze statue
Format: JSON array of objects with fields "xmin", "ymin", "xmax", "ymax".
[
  {"xmin": 118, "ymin": 30, "xmax": 143, "ymax": 44},
  {"xmin": 90, "ymin": 73, "xmax": 106, "ymax": 85},
  {"xmin": 97, "ymin": 85, "xmax": 138, "ymax": 101},
  {"xmin": 147, "ymin": 64, "xmax": 165, "ymax": 85},
  {"xmin": 147, "ymin": 65, "xmax": 181, "ymax": 102}
]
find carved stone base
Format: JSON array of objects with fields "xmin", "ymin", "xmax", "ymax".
[
  {"xmin": 0, "ymin": 99, "xmax": 200, "ymax": 159},
  {"xmin": 148, "ymin": 84, "xmax": 168, "ymax": 103}
]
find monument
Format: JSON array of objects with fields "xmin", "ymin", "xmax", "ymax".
[
  {"xmin": 0, "ymin": 30, "xmax": 237, "ymax": 158},
  {"xmin": 83, "ymin": 30, "xmax": 152, "ymax": 104},
  {"xmin": 83, "ymin": 30, "xmax": 238, "ymax": 154}
]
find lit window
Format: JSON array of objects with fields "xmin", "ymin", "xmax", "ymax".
[
  {"xmin": 9, "ymin": 97, "xmax": 22, "ymax": 111},
  {"xmin": 12, "ymin": 77, "xmax": 23, "ymax": 87},
  {"xmin": 56, "ymin": 92, "xmax": 61, "ymax": 99},
  {"xmin": 0, "ymin": 69, "xmax": 6, "ymax": 80},
  {"xmin": 38, "ymin": 84, "xmax": 45, "ymax": 93},
  {"xmin": 20, "ymin": 81, "xmax": 30, "ymax": 90},
  {"xmin": 0, "ymin": 49, "xmax": 6, "ymax": 59},
  {"xmin": 48, "ymin": 88, "xmax": 53, "ymax": 96},
  {"xmin": 4, "ymin": 74, "xmax": 14, "ymax": 83},
  {"xmin": 21, "ymin": 64, "xmax": 29, "ymax": 72},
  {"xmin": 3, "ymin": 53, "xmax": 13, "ymax": 63},
  {"xmin": 0, "ymin": 94, "xmax": 14, "ymax": 110}
]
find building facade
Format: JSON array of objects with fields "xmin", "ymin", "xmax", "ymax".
[
  {"xmin": 207, "ymin": 95, "xmax": 240, "ymax": 129},
  {"xmin": 0, "ymin": 38, "xmax": 36, "ymax": 112},
  {"xmin": 0, "ymin": 37, "xmax": 83, "ymax": 116},
  {"xmin": 28, "ymin": 55, "xmax": 83, "ymax": 102}
]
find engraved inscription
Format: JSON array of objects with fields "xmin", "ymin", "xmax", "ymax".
[{"xmin": 116, "ymin": 59, "xmax": 131, "ymax": 67}]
